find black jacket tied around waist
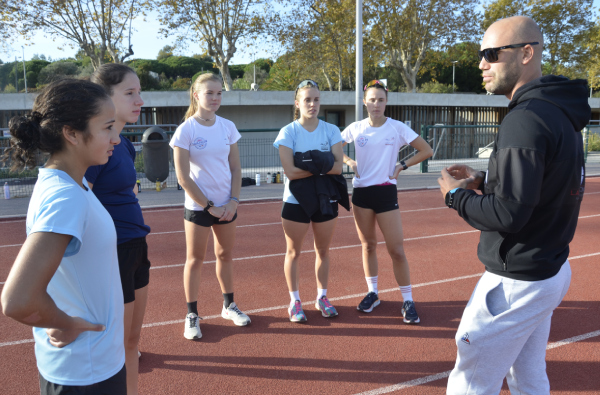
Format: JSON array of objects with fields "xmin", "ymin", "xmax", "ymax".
[{"xmin": 289, "ymin": 150, "xmax": 350, "ymax": 217}]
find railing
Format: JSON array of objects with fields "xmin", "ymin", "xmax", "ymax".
[{"xmin": 420, "ymin": 125, "xmax": 500, "ymax": 173}]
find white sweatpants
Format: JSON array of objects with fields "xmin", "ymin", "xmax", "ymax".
[{"xmin": 447, "ymin": 261, "xmax": 572, "ymax": 395}]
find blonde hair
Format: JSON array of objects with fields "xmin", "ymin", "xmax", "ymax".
[
  {"xmin": 184, "ymin": 73, "xmax": 223, "ymax": 120},
  {"xmin": 294, "ymin": 82, "xmax": 319, "ymax": 120}
]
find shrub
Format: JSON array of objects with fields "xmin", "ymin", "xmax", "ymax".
[
  {"xmin": 37, "ymin": 61, "xmax": 80, "ymax": 85},
  {"xmin": 418, "ymin": 81, "xmax": 455, "ymax": 93},
  {"xmin": 588, "ymin": 132, "xmax": 600, "ymax": 152},
  {"xmin": 3, "ymin": 83, "xmax": 17, "ymax": 93},
  {"xmin": 172, "ymin": 77, "xmax": 192, "ymax": 90},
  {"xmin": 232, "ymin": 78, "xmax": 251, "ymax": 90}
]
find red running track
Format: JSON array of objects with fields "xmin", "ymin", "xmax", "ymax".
[{"xmin": 1, "ymin": 180, "xmax": 600, "ymax": 394}]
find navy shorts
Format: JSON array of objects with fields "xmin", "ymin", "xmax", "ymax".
[
  {"xmin": 351, "ymin": 184, "xmax": 399, "ymax": 214},
  {"xmin": 117, "ymin": 237, "xmax": 151, "ymax": 304},
  {"xmin": 281, "ymin": 202, "xmax": 339, "ymax": 224},
  {"xmin": 184, "ymin": 207, "xmax": 237, "ymax": 227}
]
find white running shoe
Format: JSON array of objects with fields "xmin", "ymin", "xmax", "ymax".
[
  {"xmin": 184, "ymin": 312, "xmax": 202, "ymax": 340},
  {"xmin": 221, "ymin": 302, "xmax": 251, "ymax": 326}
]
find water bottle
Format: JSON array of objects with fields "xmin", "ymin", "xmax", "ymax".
[
  {"xmin": 272, "ymin": 173, "xmax": 277, "ymax": 183},
  {"xmin": 266, "ymin": 172, "xmax": 272, "ymax": 184},
  {"xmin": 177, "ymin": 182, "xmax": 182, "ymax": 190},
  {"xmin": 3, "ymin": 182, "xmax": 9, "ymax": 200},
  {"xmin": 255, "ymin": 173, "xmax": 261, "ymax": 186},
  {"xmin": 156, "ymin": 178, "xmax": 161, "ymax": 192},
  {"xmin": 136, "ymin": 180, "xmax": 142, "ymax": 193},
  {"xmin": 276, "ymin": 172, "xmax": 281, "ymax": 183}
]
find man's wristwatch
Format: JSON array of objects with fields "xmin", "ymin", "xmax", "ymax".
[
  {"xmin": 205, "ymin": 200, "xmax": 214, "ymax": 211},
  {"xmin": 400, "ymin": 160, "xmax": 408, "ymax": 170},
  {"xmin": 445, "ymin": 188, "xmax": 460, "ymax": 209}
]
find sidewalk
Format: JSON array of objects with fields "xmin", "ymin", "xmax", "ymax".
[
  {"xmin": 0, "ymin": 172, "xmax": 442, "ymax": 218},
  {"xmin": 3, "ymin": 163, "xmax": 599, "ymax": 219}
]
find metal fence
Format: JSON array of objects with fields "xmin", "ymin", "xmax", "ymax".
[{"xmin": 419, "ymin": 125, "xmax": 500, "ymax": 173}]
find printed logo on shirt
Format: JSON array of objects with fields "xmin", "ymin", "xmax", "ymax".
[
  {"xmin": 356, "ymin": 136, "xmax": 368, "ymax": 147},
  {"xmin": 320, "ymin": 141, "xmax": 329, "ymax": 151},
  {"xmin": 192, "ymin": 137, "xmax": 208, "ymax": 150},
  {"xmin": 384, "ymin": 137, "xmax": 395, "ymax": 146},
  {"xmin": 460, "ymin": 332, "xmax": 470, "ymax": 345}
]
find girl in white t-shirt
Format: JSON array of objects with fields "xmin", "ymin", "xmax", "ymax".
[
  {"xmin": 341, "ymin": 80, "xmax": 433, "ymax": 324},
  {"xmin": 170, "ymin": 73, "xmax": 250, "ymax": 340},
  {"xmin": 273, "ymin": 80, "xmax": 346, "ymax": 322},
  {"xmin": 1, "ymin": 79, "xmax": 126, "ymax": 394}
]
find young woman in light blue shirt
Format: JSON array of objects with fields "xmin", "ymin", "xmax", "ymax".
[{"xmin": 273, "ymin": 80, "xmax": 345, "ymax": 322}]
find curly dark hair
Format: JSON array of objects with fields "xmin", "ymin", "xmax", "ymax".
[{"xmin": 2, "ymin": 78, "xmax": 110, "ymax": 172}]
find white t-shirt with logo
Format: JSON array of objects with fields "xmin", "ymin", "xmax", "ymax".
[
  {"xmin": 170, "ymin": 116, "xmax": 242, "ymax": 211},
  {"xmin": 27, "ymin": 169, "xmax": 124, "ymax": 386},
  {"xmin": 341, "ymin": 118, "xmax": 418, "ymax": 188},
  {"xmin": 273, "ymin": 120, "xmax": 343, "ymax": 204}
]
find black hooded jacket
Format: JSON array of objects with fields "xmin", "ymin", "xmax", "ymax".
[
  {"xmin": 289, "ymin": 150, "xmax": 350, "ymax": 217},
  {"xmin": 452, "ymin": 76, "xmax": 590, "ymax": 281}
]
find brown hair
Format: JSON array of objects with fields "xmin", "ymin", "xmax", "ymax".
[
  {"xmin": 184, "ymin": 73, "xmax": 223, "ymax": 120},
  {"xmin": 2, "ymin": 79, "xmax": 110, "ymax": 171},
  {"xmin": 91, "ymin": 63, "xmax": 137, "ymax": 96},
  {"xmin": 364, "ymin": 83, "xmax": 388, "ymax": 99},
  {"xmin": 294, "ymin": 81, "xmax": 319, "ymax": 120}
]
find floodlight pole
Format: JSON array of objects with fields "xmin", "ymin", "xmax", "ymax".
[
  {"xmin": 355, "ymin": 0, "xmax": 363, "ymax": 122},
  {"xmin": 451, "ymin": 61, "xmax": 458, "ymax": 93},
  {"xmin": 21, "ymin": 46, "xmax": 27, "ymax": 94}
]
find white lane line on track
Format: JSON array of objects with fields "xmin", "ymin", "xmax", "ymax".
[
  {"xmin": 579, "ymin": 214, "xmax": 600, "ymax": 219},
  {"xmin": 352, "ymin": 330, "xmax": 600, "ymax": 395},
  {"xmin": 0, "ymin": 244, "xmax": 24, "ymax": 249},
  {"xmin": 569, "ymin": 252, "xmax": 600, "ymax": 260},
  {"xmin": 149, "ymin": 230, "xmax": 480, "ymax": 270},
  {"xmin": 0, "ymin": 272, "xmax": 484, "ymax": 343}
]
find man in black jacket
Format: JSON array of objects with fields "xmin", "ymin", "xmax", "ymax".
[{"xmin": 438, "ymin": 16, "xmax": 590, "ymax": 394}]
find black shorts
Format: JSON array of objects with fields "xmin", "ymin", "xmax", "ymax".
[
  {"xmin": 184, "ymin": 207, "xmax": 238, "ymax": 227},
  {"xmin": 40, "ymin": 364, "xmax": 126, "ymax": 395},
  {"xmin": 117, "ymin": 237, "xmax": 151, "ymax": 304},
  {"xmin": 281, "ymin": 202, "xmax": 339, "ymax": 224},
  {"xmin": 352, "ymin": 184, "xmax": 399, "ymax": 214}
]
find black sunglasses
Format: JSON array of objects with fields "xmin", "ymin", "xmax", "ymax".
[
  {"xmin": 296, "ymin": 80, "xmax": 319, "ymax": 91},
  {"xmin": 478, "ymin": 42, "xmax": 539, "ymax": 63}
]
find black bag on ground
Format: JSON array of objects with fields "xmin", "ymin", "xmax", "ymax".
[{"xmin": 241, "ymin": 177, "xmax": 256, "ymax": 187}]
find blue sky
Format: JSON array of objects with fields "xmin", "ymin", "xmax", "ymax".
[{"xmin": 3, "ymin": 1, "xmax": 600, "ymax": 65}]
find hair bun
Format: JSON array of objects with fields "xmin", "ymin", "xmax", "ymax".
[{"xmin": 8, "ymin": 112, "xmax": 43, "ymax": 151}]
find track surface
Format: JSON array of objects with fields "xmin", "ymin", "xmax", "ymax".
[{"xmin": 1, "ymin": 179, "xmax": 599, "ymax": 394}]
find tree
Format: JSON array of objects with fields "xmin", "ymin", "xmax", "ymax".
[
  {"xmin": 269, "ymin": 0, "xmax": 356, "ymax": 91},
  {"xmin": 157, "ymin": 45, "xmax": 175, "ymax": 60},
  {"xmin": 367, "ymin": 0, "xmax": 480, "ymax": 92},
  {"xmin": 37, "ymin": 61, "xmax": 80, "ymax": 85},
  {"xmin": 3, "ymin": 0, "xmax": 148, "ymax": 69},
  {"xmin": 482, "ymin": 0, "xmax": 595, "ymax": 75},
  {"xmin": 157, "ymin": 0, "xmax": 264, "ymax": 91}
]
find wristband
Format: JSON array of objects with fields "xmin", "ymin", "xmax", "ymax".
[
  {"xmin": 445, "ymin": 188, "xmax": 461, "ymax": 209},
  {"xmin": 230, "ymin": 197, "xmax": 240, "ymax": 204},
  {"xmin": 400, "ymin": 160, "xmax": 408, "ymax": 170}
]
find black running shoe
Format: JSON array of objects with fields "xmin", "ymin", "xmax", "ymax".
[
  {"xmin": 357, "ymin": 292, "xmax": 380, "ymax": 313},
  {"xmin": 401, "ymin": 300, "xmax": 420, "ymax": 324}
]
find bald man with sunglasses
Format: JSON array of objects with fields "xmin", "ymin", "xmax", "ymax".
[{"xmin": 438, "ymin": 16, "xmax": 590, "ymax": 394}]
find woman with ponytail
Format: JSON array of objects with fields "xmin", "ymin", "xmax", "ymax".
[
  {"xmin": 87, "ymin": 63, "xmax": 149, "ymax": 395},
  {"xmin": 1, "ymin": 79, "xmax": 126, "ymax": 394},
  {"xmin": 273, "ymin": 80, "xmax": 349, "ymax": 322},
  {"xmin": 170, "ymin": 73, "xmax": 248, "ymax": 340}
]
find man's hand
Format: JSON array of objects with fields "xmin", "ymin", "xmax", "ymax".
[
  {"xmin": 46, "ymin": 317, "xmax": 105, "ymax": 348},
  {"xmin": 438, "ymin": 168, "xmax": 472, "ymax": 198},
  {"xmin": 447, "ymin": 164, "xmax": 484, "ymax": 190}
]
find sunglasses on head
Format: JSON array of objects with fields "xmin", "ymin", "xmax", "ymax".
[
  {"xmin": 296, "ymin": 80, "xmax": 319, "ymax": 91},
  {"xmin": 364, "ymin": 80, "xmax": 388, "ymax": 91},
  {"xmin": 478, "ymin": 42, "xmax": 539, "ymax": 63}
]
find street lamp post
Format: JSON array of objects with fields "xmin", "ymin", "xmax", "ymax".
[
  {"xmin": 451, "ymin": 61, "xmax": 458, "ymax": 93},
  {"xmin": 21, "ymin": 46, "xmax": 27, "ymax": 94}
]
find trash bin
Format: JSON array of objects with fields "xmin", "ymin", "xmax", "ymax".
[{"xmin": 142, "ymin": 126, "xmax": 170, "ymax": 183}]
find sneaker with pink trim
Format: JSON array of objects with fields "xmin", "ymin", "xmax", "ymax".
[
  {"xmin": 315, "ymin": 296, "xmax": 338, "ymax": 318},
  {"xmin": 288, "ymin": 300, "xmax": 307, "ymax": 322}
]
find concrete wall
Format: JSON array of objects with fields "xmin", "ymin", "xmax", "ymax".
[{"xmin": 7, "ymin": 90, "xmax": 598, "ymax": 111}]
